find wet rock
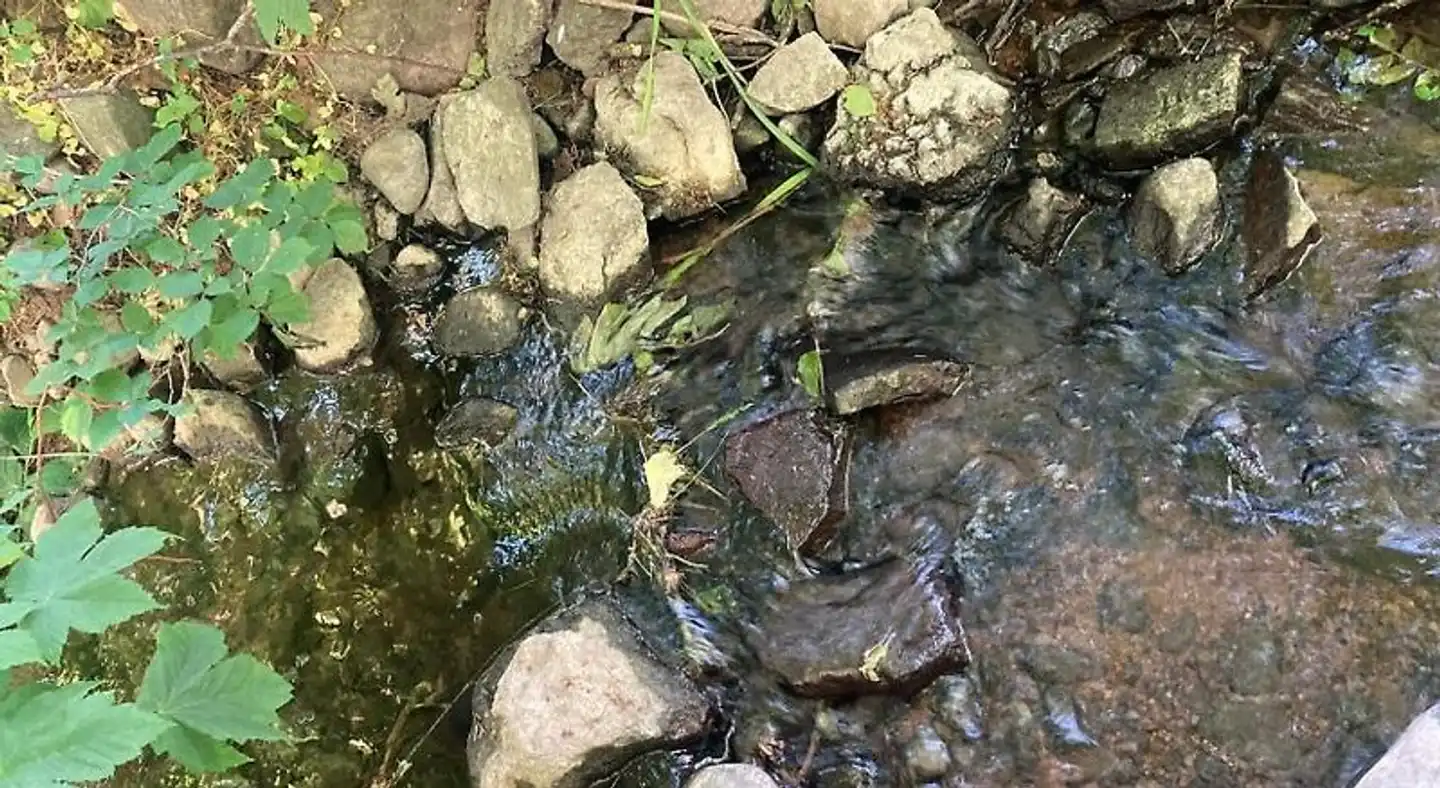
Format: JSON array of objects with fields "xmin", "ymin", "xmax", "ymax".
[
  {"xmin": 999, "ymin": 177, "xmax": 1085, "ymax": 260},
  {"xmin": 468, "ymin": 599, "xmax": 709, "ymax": 787},
  {"xmin": 59, "ymin": 92, "xmax": 155, "ymax": 160},
  {"xmin": 292, "ymin": 260, "xmax": 379, "ymax": 373},
  {"xmin": 1100, "ymin": 0, "xmax": 1193, "ymax": 20},
  {"xmin": 0, "ymin": 355, "xmax": 38, "ymax": 406},
  {"xmin": 659, "ymin": 0, "xmax": 766, "ymax": 35},
  {"xmin": 435, "ymin": 398, "xmax": 519, "ymax": 448},
  {"xmin": 360, "ymin": 128, "xmax": 429, "ymax": 215},
  {"xmin": 1354, "ymin": 702, "xmax": 1440, "ymax": 788},
  {"xmin": 433, "ymin": 288, "xmax": 524, "ymax": 357},
  {"xmin": 1019, "ymin": 643, "xmax": 1102, "ymax": 684},
  {"xmin": 116, "ymin": 0, "xmax": 260, "ymax": 73},
  {"xmin": 532, "ymin": 113, "xmax": 560, "ymax": 159},
  {"xmin": 821, "ymin": 9, "xmax": 1014, "ymax": 200},
  {"xmin": 1, "ymin": 103, "xmax": 57, "ymax": 162},
  {"xmin": 1092, "ymin": 51, "xmax": 1243, "ymax": 168},
  {"xmin": 1241, "ymin": 149, "xmax": 1320, "ymax": 299},
  {"xmin": 390, "ymin": 243, "xmax": 446, "ymax": 295},
  {"xmin": 1096, "ymin": 579, "xmax": 1150, "ymax": 634},
  {"xmin": 684, "ymin": 764, "xmax": 780, "ymax": 788},
  {"xmin": 814, "ymin": 0, "xmax": 907, "ymax": 48},
  {"xmin": 930, "ymin": 674, "xmax": 985, "ymax": 741},
  {"xmin": 202, "ymin": 342, "xmax": 268, "ymax": 393},
  {"xmin": 748, "ymin": 32, "xmax": 848, "ymax": 116},
  {"xmin": 1158, "ymin": 610, "xmax": 1198, "ymax": 653},
  {"xmin": 594, "ymin": 52, "xmax": 746, "ymax": 219},
  {"xmin": 753, "ymin": 557, "xmax": 968, "ymax": 697},
  {"xmin": 418, "ymin": 96, "xmax": 466, "ymax": 230},
  {"xmin": 442, "ymin": 79, "xmax": 541, "ymax": 231},
  {"xmin": 1200, "ymin": 699, "xmax": 1297, "ymax": 770},
  {"xmin": 724, "ymin": 410, "xmax": 847, "ymax": 554},
  {"xmin": 1042, "ymin": 687, "xmax": 1097, "ymax": 749},
  {"xmin": 547, "ymin": 0, "xmax": 632, "ymax": 76},
  {"xmin": 173, "ymin": 389, "xmax": 273, "ymax": 463},
  {"xmin": 1222, "ymin": 622, "xmax": 1282, "ymax": 696},
  {"xmin": 1129, "ymin": 157, "xmax": 1220, "ymax": 274},
  {"xmin": 829, "ymin": 358, "xmax": 966, "ymax": 415},
  {"xmin": 486, "ymin": 0, "xmax": 550, "ymax": 77},
  {"xmin": 311, "ymin": 0, "xmax": 481, "ymax": 98},
  {"xmin": 538, "ymin": 163, "xmax": 649, "ymax": 317},
  {"xmin": 905, "ymin": 725, "xmax": 952, "ymax": 780}
]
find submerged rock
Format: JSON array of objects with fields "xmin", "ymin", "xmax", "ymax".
[
  {"xmin": 538, "ymin": 163, "xmax": 649, "ymax": 317},
  {"xmin": 59, "ymin": 92, "xmax": 154, "ymax": 160},
  {"xmin": 822, "ymin": 9, "xmax": 1014, "ymax": 200},
  {"xmin": 813, "ymin": 0, "xmax": 907, "ymax": 48},
  {"xmin": 442, "ymin": 79, "xmax": 541, "ymax": 231},
  {"xmin": 433, "ymin": 288, "xmax": 524, "ymax": 357},
  {"xmin": 173, "ymin": 389, "xmax": 272, "ymax": 463},
  {"xmin": 1354, "ymin": 702, "xmax": 1440, "ymax": 788},
  {"xmin": 435, "ymin": 398, "xmax": 519, "ymax": 448},
  {"xmin": 547, "ymin": 0, "xmax": 632, "ymax": 76},
  {"xmin": 998, "ymin": 177, "xmax": 1085, "ymax": 261},
  {"xmin": 829, "ymin": 358, "xmax": 967, "ymax": 415},
  {"xmin": 310, "ymin": 0, "xmax": 481, "ymax": 98},
  {"xmin": 594, "ymin": 52, "xmax": 745, "ymax": 219},
  {"xmin": 468, "ymin": 599, "xmax": 709, "ymax": 787},
  {"xmin": 360, "ymin": 128, "xmax": 429, "ymax": 215},
  {"xmin": 748, "ymin": 32, "xmax": 848, "ymax": 115},
  {"xmin": 724, "ymin": 410, "xmax": 848, "ymax": 555},
  {"xmin": 1129, "ymin": 157, "xmax": 1220, "ymax": 274},
  {"xmin": 292, "ymin": 260, "xmax": 379, "ymax": 373},
  {"xmin": 486, "ymin": 0, "xmax": 550, "ymax": 77},
  {"xmin": 684, "ymin": 764, "xmax": 780, "ymax": 788},
  {"xmin": 753, "ymin": 557, "xmax": 968, "ymax": 697},
  {"xmin": 1092, "ymin": 51, "xmax": 1243, "ymax": 168},
  {"xmin": 905, "ymin": 724, "xmax": 952, "ymax": 780},
  {"xmin": 1241, "ymin": 149, "xmax": 1320, "ymax": 298}
]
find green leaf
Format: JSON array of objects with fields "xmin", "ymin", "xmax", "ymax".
[
  {"xmin": 0, "ymin": 629, "xmax": 41, "ymax": 670},
  {"xmin": 797, "ymin": 348, "xmax": 824, "ymax": 399},
  {"xmin": 58, "ymin": 398, "xmax": 94, "ymax": 447},
  {"xmin": 204, "ymin": 158, "xmax": 277, "ymax": 211},
  {"xmin": 166, "ymin": 299, "xmax": 213, "ymax": 340},
  {"xmin": 330, "ymin": 218, "xmax": 367, "ymax": 255},
  {"xmin": 265, "ymin": 236, "xmax": 313, "ymax": 276},
  {"xmin": 253, "ymin": 0, "xmax": 315, "ymax": 45},
  {"xmin": 146, "ymin": 236, "xmax": 187, "ymax": 264},
  {"xmin": 137, "ymin": 621, "xmax": 293, "ymax": 753},
  {"xmin": 121, "ymin": 301, "xmax": 156, "ymax": 334},
  {"xmin": 0, "ymin": 681, "xmax": 170, "ymax": 785},
  {"xmin": 85, "ymin": 368, "xmax": 134, "ymax": 403},
  {"xmin": 155, "ymin": 90, "xmax": 202, "ymax": 128},
  {"xmin": 151, "ymin": 725, "xmax": 251, "ymax": 773},
  {"xmin": 203, "ymin": 309, "xmax": 260, "ymax": 358},
  {"xmin": 74, "ymin": 0, "xmax": 115, "ymax": 28},
  {"xmin": 157, "ymin": 271, "xmax": 205, "ymax": 299},
  {"xmin": 110, "ymin": 266, "xmax": 156, "ymax": 293},
  {"xmin": 229, "ymin": 224, "xmax": 271, "ymax": 271},
  {"xmin": 842, "ymin": 84, "xmax": 876, "ymax": 118},
  {"xmin": 294, "ymin": 181, "xmax": 333, "ymax": 217}
]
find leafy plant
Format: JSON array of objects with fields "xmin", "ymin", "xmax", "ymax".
[
  {"xmin": 841, "ymin": 84, "xmax": 876, "ymax": 118},
  {"xmin": 1338, "ymin": 23, "xmax": 1440, "ymax": 101},
  {"xmin": 797, "ymin": 348, "xmax": 824, "ymax": 400},
  {"xmin": 569, "ymin": 294, "xmax": 729, "ymax": 374},
  {"xmin": 253, "ymin": 0, "xmax": 316, "ymax": 46}
]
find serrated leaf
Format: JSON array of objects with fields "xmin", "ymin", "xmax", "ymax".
[
  {"xmin": 797, "ymin": 348, "xmax": 824, "ymax": 399},
  {"xmin": 110, "ymin": 266, "xmax": 156, "ymax": 293},
  {"xmin": 204, "ymin": 158, "xmax": 276, "ymax": 210},
  {"xmin": 156, "ymin": 271, "xmax": 204, "ymax": 299},
  {"xmin": 166, "ymin": 299, "xmax": 213, "ymax": 340},
  {"xmin": 295, "ymin": 181, "xmax": 333, "ymax": 217},
  {"xmin": 155, "ymin": 90, "xmax": 202, "ymax": 128},
  {"xmin": 121, "ymin": 301, "xmax": 155, "ymax": 334},
  {"xmin": 138, "ymin": 621, "xmax": 293, "ymax": 747},
  {"xmin": 0, "ymin": 681, "xmax": 170, "ymax": 785},
  {"xmin": 203, "ymin": 309, "xmax": 260, "ymax": 359},
  {"xmin": 842, "ymin": 84, "xmax": 876, "ymax": 118},
  {"xmin": 229, "ymin": 224, "xmax": 271, "ymax": 271},
  {"xmin": 643, "ymin": 448, "xmax": 688, "ymax": 510},
  {"xmin": 151, "ymin": 725, "xmax": 251, "ymax": 773},
  {"xmin": 146, "ymin": 236, "xmax": 187, "ymax": 264},
  {"xmin": 58, "ymin": 398, "xmax": 93, "ymax": 447},
  {"xmin": 254, "ymin": 0, "xmax": 315, "ymax": 45},
  {"xmin": 330, "ymin": 218, "xmax": 367, "ymax": 255},
  {"xmin": 265, "ymin": 236, "xmax": 313, "ymax": 276}
]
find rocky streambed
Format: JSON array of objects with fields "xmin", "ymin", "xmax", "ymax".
[{"xmin": 8, "ymin": 0, "xmax": 1440, "ymax": 785}]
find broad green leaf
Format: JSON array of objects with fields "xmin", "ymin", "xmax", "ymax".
[
  {"xmin": 643, "ymin": 449, "xmax": 688, "ymax": 510},
  {"xmin": 146, "ymin": 236, "xmax": 187, "ymax": 264},
  {"xmin": 229, "ymin": 224, "xmax": 270, "ymax": 271},
  {"xmin": 58, "ymin": 398, "xmax": 93, "ymax": 447},
  {"xmin": 121, "ymin": 301, "xmax": 156, "ymax": 334},
  {"xmin": 263, "ymin": 285, "xmax": 309, "ymax": 326},
  {"xmin": 0, "ymin": 681, "xmax": 170, "ymax": 785},
  {"xmin": 110, "ymin": 266, "xmax": 156, "ymax": 293},
  {"xmin": 203, "ymin": 309, "xmax": 260, "ymax": 359},
  {"xmin": 166, "ymin": 299, "xmax": 214, "ymax": 340},
  {"xmin": 0, "ymin": 408, "xmax": 33, "ymax": 454},
  {"xmin": 157, "ymin": 271, "xmax": 205, "ymax": 299},
  {"xmin": 155, "ymin": 90, "xmax": 202, "ymax": 128},
  {"xmin": 127, "ymin": 122, "xmax": 184, "ymax": 171},
  {"xmin": 0, "ymin": 629, "xmax": 41, "ymax": 670},
  {"xmin": 85, "ymin": 368, "xmax": 134, "ymax": 403},
  {"xmin": 797, "ymin": 349, "xmax": 824, "ymax": 398},
  {"xmin": 74, "ymin": 0, "xmax": 115, "ymax": 28},
  {"xmin": 5, "ymin": 244, "xmax": 70, "ymax": 285},
  {"xmin": 37, "ymin": 457, "xmax": 82, "ymax": 496},
  {"xmin": 86, "ymin": 409, "xmax": 128, "ymax": 452},
  {"xmin": 265, "ymin": 236, "xmax": 313, "ymax": 276},
  {"xmin": 204, "ymin": 158, "xmax": 276, "ymax": 210},
  {"xmin": 842, "ymin": 84, "xmax": 876, "ymax": 118},
  {"xmin": 330, "ymin": 218, "xmax": 367, "ymax": 255},
  {"xmin": 294, "ymin": 181, "xmax": 333, "ymax": 217},
  {"xmin": 151, "ymin": 725, "xmax": 250, "ymax": 773},
  {"xmin": 188, "ymin": 215, "xmax": 228, "ymax": 251},
  {"xmin": 137, "ymin": 621, "xmax": 293, "ymax": 747},
  {"xmin": 254, "ymin": 0, "xmax": 315, "ymax": 45}
]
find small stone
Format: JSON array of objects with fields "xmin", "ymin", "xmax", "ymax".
[
  {"xmin": 814, "ymin": 0, "xmax": 908, "ymax": 48},
  {"xmin": 468, "ymin": 600, "xmax": 709, "ymax": 786},
  {"xmin": 486, "ymin": 0, "xmax": 551, "ymax": 77},
  {"xmin": 905, "ymin": 725, "xmax": 952, "ymax": 780},
  {"xmin": 1223, "ymin": 622, "xmax": 1282, "ymax": 696},
  {"xmin": 442, "ymin": 79, "xmax": 541, "ymax": 231},
  {"xmin": 538, "ymin": 163, "xmax": 649, "ymax": 317},
  {"xmin": 724, "ymin": 410, "xmax": 847, "ymax": 555},
  {"xmin": 532, "ymin": 113, "xmax": 560, "ymax": 159},
  {"xmin": 1093, "ymin": 51, "xmax": 1243, "ymax": 168},
  {"xmin": 1100, "ymin": 0, "xmax": 1191, "ymax": 20},
  {"xmin": 829, "ymin": 358, "xmax": 966, "ymax": 415},
  {"xmin": 1019, "ymin": 643, "xmax": 1102, "ymax": 685},
  {"xmin": 173, "ymin": 389, "xmax": 273, "ymax": 463},
  {"xmin": 547, "ymin": 0, "xmax": 633, "ymax": 76},
  {"xmin": 419, "ymin": 95, "xmax": 467, "ymax": 230},
  {"xmin": 374, "ymin": 201, "xmax": 400, "ymax": 241},
  {"xmin": 930, "ymin": 674, "xmax": 985, "ymax": 741},
  {"xmin": 1129, "ymin": 157, "xmax": 1220, "ymax": 274},
  {"xmin": 59, "ymin": 91, "xmax": 155, "ymax": 160},
  {"xmin": 202, "ymin": 342, "xmax": 268, "ymax": 393},
  {"xmin": 0, "ymin": 355, "xmax": 39, "ymax": 406},
  {"xmin": 594, "ymin": 52, "xmax": 746, "ymax": 219},
  {"xmin": 685, "ymin": 764, "xmax": 781, "ymax": 788},
  {"xmin": 1096, "ymin": 580, "xmax": 1150, "ymax": 634},
  {"xmin": 433, "ymin": 288, "xmax": 523, "ymax": 357},
  {"xmin": 999, "ymin": 177, "xmax": 1085, "ymax": 259},
  {"xmin": 292, "ymin": 260, "xmax": 379, "ymax": 373},
  {"xmin": 748, "ymin": 32, "xmax": 848, "ymax": 115},
  {"xmin": 1355, "ymin": 702, "xmax": 1440, "ymax": 788},
  {"xmin": 361, "ymin": 127, "xmax": 429, "ymax": 215},
  {"xmin": 390, "ymin": 243, "xmax": 446, "ymax": 294},
  {"xmin": 1242, "ymin": 148, "xmax": 1320, "ymax": 298},
  {"xmin": 435, "ymin": 398, "xmax": 520, "ymax": 448}
]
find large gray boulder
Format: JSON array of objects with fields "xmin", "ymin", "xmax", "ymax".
[
  {"xmin": 311, "ymin": 0, "xmax": 481, "ymax": 98},
  {"xmin": 538, "ymin": 163, "xmax": 649, "ymax": 317},
  {"xmin": 748, "ymin": 32, "xmax": 848, "ymax": 116},
  {"xmin": 486, "ymin": 0, "xmax": 550, "ymax": 77},
  {"xmin": 361, "ymin": 127, "xmax": 429, "ymax": 215},
  {"xmin": 442, "ymin": 79, "xmax": 541, "ymax": 231},
  {"xmin": 547, "ymin": 0, "xmax": 633, "ymax": 76},
  {"xmin": 114, "ymin": 0, "xmax": 260, "ymax": 73},
  {"xmin": 1129, "ymin": 157, "xmax": 1220, "ymax": 274},
  {"xmin": 822, "ymin": 9, "xmax": 1014, "ymax": 200},
  {"xmin": 173, "ymin": 389, "xmax": 273, "ymax": 463},
  {"xmin": 468, "ymin": 600, "xmax": 709, "ymax": 787},
  {"xmin": 1093, "ymin": 51, "xmax": 1243, "ymax": 168},
  {"xmin": 291, "ymin": 260, "xmax": 379, "ymax": 372},
  {"xmin": 59, "ymin": 92, "xmax": 154, "ymax": 160},
  {"xmin": 433, "ymin": 289, "xmax": 524, "ymax": 357},
  {"xmin": 813, "ymin": 0, "xmax": 907, "ymax": 48},
  {"xmin": 594, "ymin": 52, "xmax": 745, "ymax": 219},
  {"xmin": 1355, "ymin": 703, "xmax": 1440, "ymax": 788}
]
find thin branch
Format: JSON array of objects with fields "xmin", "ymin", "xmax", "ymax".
[
  {"xmin": 1323, "ymin": 0, "xmax": 1423, "ymax": 40},
  {"xmin": 577, "ymin": 0, "xmax": 779, "ymax": 46}
]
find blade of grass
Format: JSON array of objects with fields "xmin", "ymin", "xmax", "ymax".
[
  {"xmin": 661, "ymin": 166, "xmax": 813, "ymax": 288},
  {"xmin": 640, "ymin": 0, "xmax": 663, "ymax": 132}
]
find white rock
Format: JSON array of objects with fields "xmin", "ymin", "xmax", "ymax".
[
  {"xmin": 1130, "ymin": 157, "xmax": 1220, "ymax": 274},
  {"xmin": 748, "ymin": 32, "xmax": 848, "ymax": 115},
  {"xmin": 360, "ymin": 127, "xmax": 429, "ymax": 215},
  {"xmin": 685, "ymin": 764, "xmax": 781, "ymax": 788},
  {"xmin": 814, "ymin": 0, "xmax": 908, "ymax": 48},
  {"xmin": 1355, "ymin": 702, "xmax": 1440, "ymax": 788},
  {"xmin": 539, "ymin": 163, "xmax": 649, "ymax": 312},
  {"xmin": 442, "ymin": 79, "xmax": 541, "ymax": 231},
  {"xmin": 291, "ymin": 260, "xmax": 379, "ymax": 372}
]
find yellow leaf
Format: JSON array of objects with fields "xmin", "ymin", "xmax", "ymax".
[{"xmin": 644, "ymin": 449, "xmax": 688, "ymax": 510}]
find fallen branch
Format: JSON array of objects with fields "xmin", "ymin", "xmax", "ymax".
[
  {"xmin": 577, "ymin": 0, "xmax": 779, "ymax": 46},
  {"xmin": 1322, "ymin": 0, "xmax": 1423, "ymax": 40}
]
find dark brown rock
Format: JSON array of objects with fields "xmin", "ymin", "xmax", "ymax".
[
  {"xmin": 829, "ymin": 358, "xmax": 968, "ymax": 415},
  {"xmin": 753, "ymin": 557, "xmax": 969, "ymax": 698},
  {"xmin": 724, "ymin": 410, "xmax": 848, "ymax": 555},
  {"xmin": 1241, "ymin": 149, "xmax": 1321, "ymax": 299}
]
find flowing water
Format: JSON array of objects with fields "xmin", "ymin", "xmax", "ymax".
[{"xmin": 92, "ymin": 51, "xmax": 1440, "ymax": 788}]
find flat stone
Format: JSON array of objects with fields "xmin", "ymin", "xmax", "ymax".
[
  {"xmin": 829, "ymin": 358, "xmax": 966, "ymax": 415},
  {"xmin": 752, "ymin": 557, "xmax": 969, "ymax": 698},
  {"xmin": 814, "ymin": 0, "xmax": 908, "ymax": 48},
  {"xmin": 547, "ymin": 0, "xmax": 633, "ymax": 76},
  {"xmin": 684, "ymin": 764, "xmax": 780, "ymax": 788},
  {"xmin": 311, "ymin": 0, "xmax": 481, "ymax": 98},
  {"xmin": 1093, "ymin": 51, "xmax": 1243, "ymax": 168},
  {"xmin": 433, "ymin": 288, "xmax": 523, "ymax": 357},
  {"xmin": 748, "ymin": 32, "xmax": 848, "ymax": 115},
  {"xmin": 292, "ymin": 260, "xmax": 379, "ymax": 372},
  {"xmin": 1241, "ymin": 148, "xmax": 1320, "ymax": 298},
  {"xmin": 468, "ymin": 599, "xmax": 709, "ymax": 788},
  {"xmin": 361, "ymin": 127, "xmax": 429, "ymax": 215},
  {"xmin": 1129, "ymin": 157, "xmax": 1220, "ymax": 274},
  {"xmin": 486, "ymin": 0, "xmax": 550, "ymax": 77},
  {"xmin": 1355, "ymin": 702, "xmax": 1440, "ymax": 788},
  {"xmin": 173, "ymin": 389, "xmax": 273, "ymax": 463},
  {"xmin": 59, "ymin": 92, "xmax": 155, "ymax": 160},
  {"xmin": 115, "ymin": 0, "xmax": 260, "ymax": 73},
  {"xmin": 538, "ymin": 163, "xmax": 649, "ymax": 316},
  {"xmin": 724, "ymin": 410, "xmax": 848, "ymax": 555},
  {"xmin": 442, "ymin": 79, "xmax": 541, "ymax": 231},
  {"xmin": 418, "ymin": 95, "xmax": 466, "ymax": 230},
  {"xmin": 435, "ymin": 398, "xmax": 520, "ymax": 448},
  {"xmin": 594, "ymin": 52, "xmax": 745, "ymax": 219}
]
